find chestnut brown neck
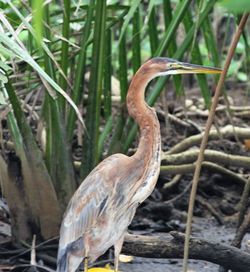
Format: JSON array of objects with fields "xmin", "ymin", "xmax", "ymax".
[{"xmin": 126, "ymin": 64, "xmax": 161, "ymax": 164}]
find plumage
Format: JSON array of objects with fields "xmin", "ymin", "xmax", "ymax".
[{"xmin": 57, "ymin": 58, "xmax": 222, "ymax": 272}]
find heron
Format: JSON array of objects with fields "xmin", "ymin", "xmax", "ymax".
[{"xmin": 57, "ymin": 57, "xmax": 221, "ymax": 272}]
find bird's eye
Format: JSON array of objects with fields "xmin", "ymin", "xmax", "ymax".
[{"xmin": 169, "ymin": 64, "xmax": 173, "ymax": 69}]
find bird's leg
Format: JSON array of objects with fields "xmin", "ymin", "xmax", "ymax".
[
  {"xmin": 114, "ymin": 235, "xmax": 124, "ymax": 272},
  {"xmin": 84, "ymin": 257, "xmax": 88, "ymax": 272},
  {"xmin": 83, "ymin": 242, "xmax": 89, "ymax": 272}
]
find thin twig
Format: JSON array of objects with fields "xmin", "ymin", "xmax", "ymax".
[
  {"xmin": 196, "ymin": 195, "xmax": 224, "ymax": 225},
  {"xmin": 237, "ymin": 177, "xmax": 250, "ymax": 228},
  {"xmin": 232, "ymin": 209, "xmax": 250, "ymax": 248},
  {"xmin": 183, "ymin": 13, "xmax": 249, "ymax": 272},
  {"xmin": 165, "ymin": 180, "xmax": 192, "ymax": 205}
]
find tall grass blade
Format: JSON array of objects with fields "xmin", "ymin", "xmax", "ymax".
[
  {"xmin": 58, "ymin": 0, "xmax": 71, "ymax": 113},
  {"xmin": 81, "ymin": 0, "xmax": 106, "ymax": 178},
  {"xmin": 201, "ymin": 17, "xmax": 220, "ymax": 66},
  {"xmin": 66, "ymin": 0, "xmax": 95, "ymax": 142},
  {"xmin": 118, "ymin": 0, "xmax": 141, "ymax": 45},
  {"xmin": 98, "ymin": 115, "xmax": 113, "ymax": 160},
  {"xmin": 31, "ymin": 0, "xmax": 44, "ymax": 46},
  {"xmin": 132, "ymin": 7, "xmax": 141, "ymax": 73},
  {"xmin": 108, "ymin": 19, "xmax": 128, "ymax": 155},
  {"xmin": 43, "ymin": 4, "xmax": 76, "ymax": 209},
  {"xmin": 183, "ymin": 9, "xmax": 211, "ymax": 107},
  {"xmin": 103, "ymin": 28, "xmax": 112, "ymax": 120},
  {"xmin": 155, "ymin": 0, "xmax": 192, "ymax": 57},
  {"xmin": 163, "ymin": 0, "xmax": 183, "ymax": 95},
  {"xmin": 148, "ymin": 6, "xmax": 159, "ymax": 54}
]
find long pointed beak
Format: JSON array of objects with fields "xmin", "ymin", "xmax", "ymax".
[{"xmin": 175, "ymin": 62, "xmax": 222, "ymax": 74}]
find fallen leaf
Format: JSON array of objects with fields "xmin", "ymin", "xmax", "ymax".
[
  {"xmin": 244, "ymin": 139, "xmax": 250, "ymax": 150},
  {"xmin": 119, "ymin": 254, "xmax": 134, "ymax": 263}
]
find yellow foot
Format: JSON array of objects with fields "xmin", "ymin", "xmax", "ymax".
[
  {"xmin": 84, "ymin": 257, "xmax": 88, "ymax": 272},
  {"xmin": 89, "ymin": 264, "xmax": 117, "ymax": 272}
]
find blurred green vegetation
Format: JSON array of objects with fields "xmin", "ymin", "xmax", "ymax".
[
  {"xmin": 221, "ymin": 0, "xmax": 250, "ymax": 14},
  {"xmin": 0, "ymin": 0, "xmax": 249, "ymax": 241}
]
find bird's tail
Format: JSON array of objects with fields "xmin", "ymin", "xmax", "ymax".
[
  {"xmin": 57, "ymin": 247, "xmax": 83, "ymax": 272},
  {"xmin": 56, "ymin": 248, "xmax": 68, "ymax": 272}
]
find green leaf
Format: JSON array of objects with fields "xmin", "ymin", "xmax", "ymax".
[
  {"xmin": 237, "ymin": 71, "xmax": 248, "ymax": 81},
  {"xmin": 236, "ymin": 41, "xmax": 245, "ymax": 54},
  {"xmin": 0, "ymin": 70, "xmax": 8, "ymax": 84},
  {"xmin": 3, "ymin": 0, "xmax": 67, "ymax": 83},
  {"xmin": 183, "ymin": 9, "xmax": 211, "ymax": 107},
  {"xmin": 227, "ymin": 61, "xmax": 238, "ymax": 75},
  {"xmin": 0, "ymin": 31, "xmax": 85, "ymax": 129},
  {"xmin": 0, "ymin": 89, "xmax": 6, "ymax": 104},
  {"xmin": 132, "ymin": 7, "xmax": 141, "ymax": 73},
  {"xmin": 31, "ymin": 0, "xmax": 44, "ymax": 46},
  {"xmin": 81, "ymin": 0, "xmax": 107, "ymax": 178},
  {"xmin": 66, "ymin": 0, "xmax": 95, "ymax": 141},
  {"xmin": 58, "ymin": 0, "xmax": 71, "ymax": 112},
  {"xmin": 155, "ymin": 0, "xmax": 192, "ymax": 56},
  {"xmin": 118, "ymin": 0, "xmax": 141, "ymax": 45},
  {"xmin": 0, "ymin": 60, "xmax": 11, "ymax": 84},
  {"xmin": 0, "ymin": 60, "xmax": 11, "ymax": 71},
  {"xmin": 220, "ymin": 0, "xmax": 250, "ymax": 14}
]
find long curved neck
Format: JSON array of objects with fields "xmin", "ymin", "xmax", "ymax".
[{"xmin": 126, "ymin": 67, "xmax": 161, "ymax": 163}]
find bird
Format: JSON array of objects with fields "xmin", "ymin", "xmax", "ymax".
[{"xmin": 57, "ymin": 57, "xmax": 221, "ymax": 272}]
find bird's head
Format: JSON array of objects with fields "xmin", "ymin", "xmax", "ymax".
[{"xmin": 143, "ymin": 57, "xmax": 222, "ymax": 77}]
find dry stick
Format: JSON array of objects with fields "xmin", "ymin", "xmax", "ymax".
[
  {"xmin": 196, "ymin": 195, "xmax": 224, "ymax": 225},
  {"xmin": 165, "ymin": 180, "xmax": 192, "ymax": 205},
  {"xmin": 237, "ymin": 178, "xmax": 250, "ymax": 228},
  {"xmin": 232, "ymin": 209, "xmax": 250, "ymax": 248},
  {"xmin": 182, "ymin": 13, "xmax": 250, "ymax": 272}
]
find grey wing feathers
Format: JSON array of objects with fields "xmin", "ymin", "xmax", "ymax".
[
  {"xmin": 58, "ymin": 168, "xmax": 110, "ymax": 251},
  {"xmin": 58, "ymin": 153, "xmax": 141, "ymax": 253}
]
